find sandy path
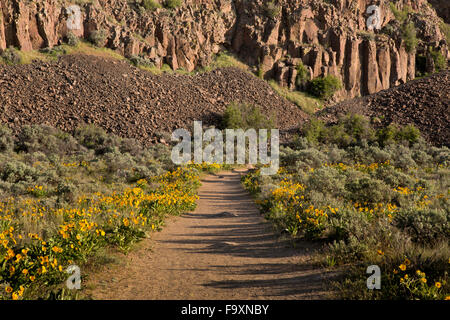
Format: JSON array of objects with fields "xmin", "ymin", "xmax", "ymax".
[{"xmin": 87, "ymin": 169, "xmax": 333, "ymax": 299}]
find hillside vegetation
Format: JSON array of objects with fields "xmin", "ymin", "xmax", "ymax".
[
  {"xmin": 0, "ymin": 124, "xmax": 224, "ymax": 299},
  {"xmin": 242, "ymin": 114, "xmax": 449, "ymax": 300}
]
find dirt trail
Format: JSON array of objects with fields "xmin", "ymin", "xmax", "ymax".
[{"xmin": 87, "ymin": 169, "xmax": 333, "ymax": 299}]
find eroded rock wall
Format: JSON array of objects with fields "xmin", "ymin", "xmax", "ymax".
[{"xmin": 0, "ymin": 0, "xmax": 448, "ymax": 100}]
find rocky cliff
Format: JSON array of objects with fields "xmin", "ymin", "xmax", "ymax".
[
  {"xmin": 428, "ymin": 0, "xmax": 449, "ymax": 23},
  {"xmin": 0, "ymin": 0, "xmax": 448, "ymax": 99}
]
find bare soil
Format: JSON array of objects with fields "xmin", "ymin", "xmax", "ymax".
[{"xmin": 85, "ymin": 169, "xmax": 335, "ymax": 300}]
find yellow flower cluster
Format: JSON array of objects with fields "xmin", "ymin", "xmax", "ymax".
[
  {"xmin": 323, "ymin": 160, "xmax": 390, "ymax": 172},
  {"xmin": 0, "ymin": 163, "xmax": 215, "ymax": 300}
]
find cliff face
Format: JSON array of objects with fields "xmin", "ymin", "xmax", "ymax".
[
  {"xmin": 0, "ymin": 0, "xmax": 448, "ymax": 100},
  {"xmin": 428, "ymin": 0, "xmax": 450, "ymax": 23}
]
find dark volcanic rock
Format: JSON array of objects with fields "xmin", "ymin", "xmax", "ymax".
[
  {"xmin": 317, "ymin": 70, "xmax": 450, "ymax": 147},
  {"xmin": 0, "ymin": 54, "xmax": 308, "ymax": 145}
]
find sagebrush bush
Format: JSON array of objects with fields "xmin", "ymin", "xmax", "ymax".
[
  {"xmin": 129, "ymin": 55, "xmax": 155, "ymax": 68},
  {"xmin": 345, "ymin": 176, "xmax": 393, "ymax": 204},
  {"xmin": 89, "ymin": 29, "xmax": 108, "ymax": 47},
  {"xmin": 16, "ymin": 125, "xmax": 81, "ymax": 156},
  {"xmin": 1, "ymin": 47, "xmax": 22, "ymax": 65},
  {"xmin": 0, "ymin": 125, "xmax": 14, "ymax": 153},
  {"xmin": 394, "ymin": 208, "xmax": 449, "ymax": 244},
  {"xmin": 74, "ymin": 125, "xmax": 118, "ymax": 155},
  {"xmin": 242, "ymin": 119, "xmax": 449, "ymax": 299},
  {"xmin": 0, "ymin": 161, "xmax": 39, "ymax": 184},
  {"xmin": 307, "ymin": 167, "xmax": 346, "ymax": 196},
  {"xmin": 66, "ymin": 32, "xmax": 79, "ymax": 46}
]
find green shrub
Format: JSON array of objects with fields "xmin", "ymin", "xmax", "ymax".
[
  {"xmin": 376, "ymin": 125, "xmax": 398, "ymax": 147},
  {"xmin": 74, "ymin": 124, "xmax": 118, "ymax": 155},
  {"xmin": 88, "ymin": 29, "xmax": 108, "ymax": 47},
  {"xmin": 222, "ymin": 102, "xmax": 274, "ymax": 130},
  {"xmin": 430, "ymin": 49, "xmax": 447, "ymax": 72},
  {"xmin": 396, "ymin": 124, "xmax": 420, "ymax": 146},
  {"xmin": 129, "ymin": 55, "xmax": 154, "ymax": 68},
  {"xmin": 377, "ymin": 124, "xmax": 420, "ymax": 147},
  {"xmin": 394, "ymin": 208, "xmax": 449, "ymax": 244},
  {"xmin": 345, "ymin": 177, "xmax": 393, "ymax": 204},
  {"xmin": 303, "ymin": 114, "xmax": 375, "ymax": 147},
  {"xmin": 307, "ymin": 75, "xmax": 342, "ymax": 99},
  {"xmin": 402, "ymin": 22, "xmax": 418, "ymax": 53},
  {"xmin": 0, "ymin": 125, "xmax": 14, "ymax": 153},
  {"xmin": 389, "ymin": 2, "xmax": 410, "ymax": 23},
  {"xmin": 16, "ymin": 125, "xmax": 80, "ymax": 156},
  {"xmin": 164, "ymin": 0, "xmax": 182, "ymax": 9},
  {"xmin": 142, "ymin": 0, "xmax": 162, "ymax": 11},
  {"xmin": 301, "ymin": 118, "xmax": 326, "ymax": 145},
  {"xmin": 1, "ymin": 47, "xmax": 22, "ymax": 65},
  {"xmin": 295, "ymin": 61, "xmax": 310, "ymax": 88},
  {"xmin": 340, "ymin": 114, "xmax": 375, "ymax": 143},
  {"xmin": 264, "ymin": 1, "xmax": 280, "ymax": 19},
  {"xmin": 66, "ymin": 32, "xmax": 79, "ymax": 47}
]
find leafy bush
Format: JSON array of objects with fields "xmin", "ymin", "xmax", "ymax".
[
  {"xmin": 296, "ymin": 61, "xmax": 310, "ymax": 88},
  {"xmin": 129, "ymin": 55, "xmax": 154, "ymax": 68},
  {"xmin": 264, "ymin": 1, "xmax": 280, "ymax": 19},
  {"xmin": 0, "ymin": 125, "xmax": 14, "ymax": 153},
  {"xmin": 395, "ymin": 208, "xmax": 449, "ymax": 244},
  {"xmin": 307, "ymin": 75, "xmax": 342, "ymax": 99},
  {"xmin": 430, "ymin": 49, "xmax": 447, "ymax": 72},
  {"xmin": 16, "ymin": 125, "xmax": 81, "ymax": 156},
  {"xmin": 164, "ymin": 0, "xmax": 182, "ymax": 9},
  {"xmin": 242, "ymin": 119, "xmax": 449, "ymax": 300},
  {"xmin": 303, "ymin": 114, "xmax": 377, "ymax": 147},
  {"xmin": 74, "ymin": 125, "xmax": 117, "ymax": 155},
  {"xmin": 88, "ymin": 29, "xmax": 108, "ymax": 47},
  {"xmin": 142, "ymin": 0, "xmax": 161, "ymax": 11},
  {"xmin": 1, "ymin": 47, "xmax": 22, "ymax": 65},
  {"xmin": 402, "ymin": 22, "xmax": 418, "ymax": 53},
  {"xmin": 65, "ymin": 32, "xmax": 79, "ymax": 47},
  {"xmin": 302, "ymin": 116, "xmax": 421, "ymax": 148},
  {"xmin": 377, "ymin": 124, "xmax": 420, "ymax": 147},
  {"xmin": 301, "ymin": 118, "xmax": 326, "ymax": 145},
  {"xmin": 222, "ymin": 102, "xmax": 274, "ymax": 130}
]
